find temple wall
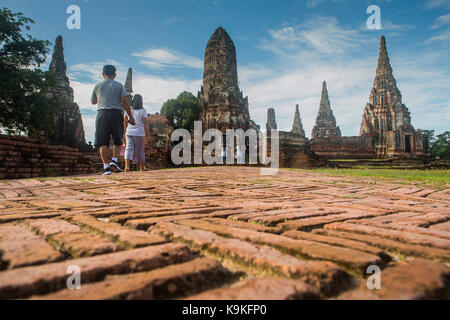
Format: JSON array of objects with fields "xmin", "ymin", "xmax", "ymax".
[
  {"xmin": 276, "ymin": 132, "xmax": 320, "ymax": 168},
  {"xmin": 0, "ymin": 134, "xmax": 96, "ymax": 179},
  {"xmin": 311, "ymin": 136, "xmax": 377, "ymax": 159}
]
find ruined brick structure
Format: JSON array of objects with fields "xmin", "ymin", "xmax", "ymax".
[
  {"xmin": 360, "ymin": 36, "xmax": 426, "ymax": 158},
  {"xmin": 0, "ymin": 134, "xmax": 95, "ymax": 179},
  {"xmin": 291, "ymin": 104, "xmax": 306, "ymax": 137},
  {"xmin": 46, "ymin": 36, "xmax": 86, "ymax": 149},
  {"xmin": 311, "ymin": 36, "xmax": 428, "ymax": 159},
  {"xmin": 311, "ymin": 81, "xmax": 341, "ymax": 139},
  {"xmin": 266, "ymin": 109, "xmax": 319, "ymax": 168},
  {"xmin": 146, "ymin": 113, "xmax": 174, "ymax": 168},
  {"xmin": 198, "ymin": 27, "xmax": 251, "ymax": 133}
]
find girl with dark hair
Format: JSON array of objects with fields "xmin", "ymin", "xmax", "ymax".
[{"xmin": 123, "ymin": 94, "xmax": 150, "ymax": 172}]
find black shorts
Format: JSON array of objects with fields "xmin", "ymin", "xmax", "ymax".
[{"xmin": 95, "ymin": 109, "xmax": 124, "ymax": 148}]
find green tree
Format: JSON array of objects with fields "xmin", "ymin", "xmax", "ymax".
[
  {"xmin": 0, "ymin": 7, "xmax": 58, "ymax": 137},
  {"xmin": 160, "ymin": 91, "xmax": 201, "ymax": 131},
  {"xmin": 431, "ymin": 131, "xmax": 450, "ymax": 160}
]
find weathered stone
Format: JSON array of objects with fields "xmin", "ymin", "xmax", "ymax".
[
  {"xmin": 311, "ymin": 81, "xmax": 341, "ymax": 139},
  {"xmin": 46, "ymin": 36, "xmax": 86, "ymax": 148},
  {"xmin": 291, "ymin": 104, "xmax": 306, "ymax": 137},
  {"xmin": 199, "ymin": 27, "xmax": 250, "ymax": 133},
  {"xmin": 359, "ymin": 36, "xmax": 427, "ymax": 158},
  {"xmin": 266, "ymin": 108, "xmax": 277, "ymax": 131}
]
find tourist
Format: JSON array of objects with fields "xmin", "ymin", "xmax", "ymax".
[
  {"xmin": 91, "ymin": 65, "xmax": 136, "ymax": 176},
  {"xmin": 123, "ymin": 94, "xmax": 150, "ymax": 172}
]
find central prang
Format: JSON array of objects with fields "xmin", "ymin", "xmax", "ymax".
[{"xmin": 198, "ymin": 27, "xmax": 252, "ymax": 133}]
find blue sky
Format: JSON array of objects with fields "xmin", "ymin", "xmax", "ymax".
[{"xmin": 3, "ymin": 0, "xmax": 450, "ymax": 143}]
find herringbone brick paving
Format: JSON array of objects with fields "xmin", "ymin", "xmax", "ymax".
[{"xmin": 0, "ymin": 167, "xmax": 448, "ymax": 299}]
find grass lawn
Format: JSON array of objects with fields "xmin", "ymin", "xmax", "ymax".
[{"xmin": 310, "ymin": 168, "xmax": 450, "ymax": 188}]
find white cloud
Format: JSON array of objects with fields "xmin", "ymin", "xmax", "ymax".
[
  {"xmin": 428, "ymin": 13, "xmax": 450, "ymax": 42},
  {"xmin": 163, "ymin": 17, "xmax": 183, "ymax": 26},
  {"xmin": 432, "ymin": 13, "xmax": 450, "ymax": 28},
  {"xmin": 306, "ymin": 0, "xmax": 343, "ymax": 8},
  {"xmin": 425, "ymin": 0, "xmax": 450, "ymax": 9},
  {"xmin": 132, "ymin": 47, "xmax": 203, "ymax": 69}
]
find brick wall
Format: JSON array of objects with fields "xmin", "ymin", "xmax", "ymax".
[
  {"xmin": 311, "ymin": 136, "xmax": 377, "ymax": 159},
  {"xmin": 0, "ymin": 134, "xmax": 97, "ymax": 179}
]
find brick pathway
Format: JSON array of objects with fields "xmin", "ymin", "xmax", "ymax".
[{"xmin": 0, "ymin": 167, "xmax": 448, "ymax": 300}]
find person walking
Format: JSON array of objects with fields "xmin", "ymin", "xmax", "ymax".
[
  {"xmin": 91, "ymin": 65, "xmax": 135, "ymax": 175},
  {"xmin": 123, "ymin": 94, "xmax": 150, "ymax": 172}
]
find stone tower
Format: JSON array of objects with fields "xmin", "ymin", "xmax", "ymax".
[
  {"xmin": 266, "ymin": 108, "xmax": 277, "ymax": 131},
  {"xmin": 360, "ymin": 36, "xmax": 425, "ymax": 157},
  {"xmin": 47, "ymin": 36, "xmax": 86, "ymax": 148},
  {"xmin": 311, "ymin": 81, "xmax": 341, "ymax": 139},
  {"xmin": 198, "ymin": 27, "xmax": 250, "ymax": 132},
  {"xmin": 291, "ymin": 104, "xmax": 305, "ymax": 137},
  {"xmin": 124, "ymin": 68, "xmax": 133, "ymax": 95},
  {"xmin": 124, "ymin": 68, "xmax": 133, "ymax": 105}
]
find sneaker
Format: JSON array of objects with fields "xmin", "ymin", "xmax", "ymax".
[
  {"xmin": 103, "ymin": 167, "xmax": 112, "ymax": 176},
  {"xmin": 110, "ymin": 160, "xmax": 123, "ymax": 173}
]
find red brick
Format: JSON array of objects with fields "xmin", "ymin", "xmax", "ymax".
[
  {"xmin": 325, "ymin": 222, "xmax": 450, "ymax": 249},
  {"xmin": 338, "ymin": 259, "xmax": 450, "ymax": 299},
  {"xmin": 0, "ymin": 243, "xmax": 192, "ymax": 299},
  {"xmin": 188, "ymin": 278, "xmax": 321, "ymax": 300},
  {"xmin": 27, "ymin": 219, "xmax": 119, "ymax": 257},
  {"xmin": 32, "ymin": 258, "xmax": 233, "ymax": 300},
  {"xmin": 69, "ymin": 214, "xmax": 166, "ymax": 248},
  {"xmin": 176, "ymin": 219, "xmax": 383, "ymax": 272},
  {"xmin": 153, "ymin": 222, "xmax": 350, "ymax": 296},
  {"xmin": 0, "ymin": 224, "xmax": 63, "ymax": 269}
]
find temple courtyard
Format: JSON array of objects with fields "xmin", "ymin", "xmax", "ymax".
[{"xmin": 0, "ymin": 167, "xmax": 448, "ymax": 300}]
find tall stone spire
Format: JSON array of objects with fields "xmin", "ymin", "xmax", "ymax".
[
  {"xmin": 360, "ymin": 36, "xmax": 413, "ymax": 137},
  {"xmin": 311, "ymin": 81, "xmax": 341, "ymax": 139},
  {"xmin": 266, "ymin": 108, "xmax": 277, "ymax": 130},
  {"xmin": 46, "ymin": 35, "xmax": 86, "ymax": 148},
  {"xmin": 199, "ymin": 26, "xmax": 250, "ymax": 132},
  {"xmin": 124, "ymin": 68, "xmax": 133, "ymax": 94},
  {"xmin": 202, "ymin": 27, "xmax": 239, "ymax": 98},
  {"xmin": 359, "ymin": 36, "xmax": 423, "ymax": 157},
  {"xmin": 49, "ymin": 36, "xmax": 67, "ymax": 78},
  {"xmin": 291, "ymin": 104, "xmax": 305, "ymax": 137}
]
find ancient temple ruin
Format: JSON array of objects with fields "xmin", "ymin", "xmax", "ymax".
[
  {"xmin": 291, "ymin": 104, "xmax": 306, "ymax": 137},
  {"xmin": 266, "ymin": 108, "xmax": 319, "ymax": 168},
  {"xmin": 198, "ymin": 27, "xmax": 251, "ymax": 133},
  {"xmin": 359, "ymin": 36, "xmax": 426, "ymax": 158},
  {"xmin": 311, "ymin": 81, "xmax": 341, "ymax": 139},
  {"xmin": 311, "ymin": 36, "xmax": 427, "ymax": 159},
  {"xmin": 46, "ymin": 36, "xmax": 86, "ymax": 149}
]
